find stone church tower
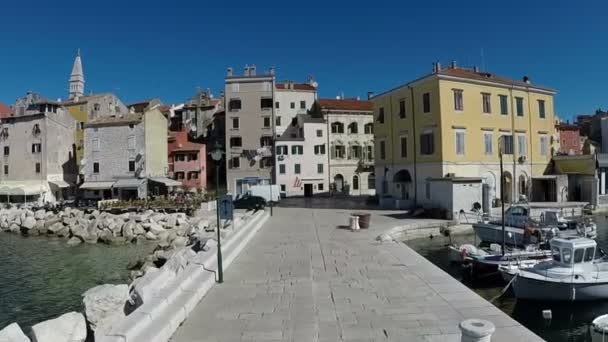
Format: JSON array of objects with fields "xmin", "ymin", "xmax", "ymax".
[{"xmin": 69, "ymin": 49, "xmax": 85, "ymax": 100}]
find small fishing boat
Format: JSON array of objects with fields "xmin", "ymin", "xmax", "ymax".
[
  {"xmin": 473, "ymin": 206, "xmax": 596, "ymax": 246},
  {"xmin": 502, "ymin": 237, "xmax": 608, "ymax": 301},
  {"xmin": 449, "ymin": 241, "xmax": 552, "ymax": 274}
]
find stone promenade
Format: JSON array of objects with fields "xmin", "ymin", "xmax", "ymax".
[{"xmin": 171, "ymin": 207, "xmax": 542, "ymax": 342}]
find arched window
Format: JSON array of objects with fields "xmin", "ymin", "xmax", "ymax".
[
  {"xmin": 353, "ymin": 175, "xmax": 359, "ymax": 190},
  {"xmin": 347, "ymin": 122, "xmax": 358, "ymax": 134},
  {"xmin": 331, "ymin": 122, "xmax": 344, "ymax": 134},
  {"xmin": 368, "ymin": 173, "xmax": 375, "ymax": 189}
]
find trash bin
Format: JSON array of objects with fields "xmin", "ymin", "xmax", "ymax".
[{"xmin": 352, "ymin": 212, "xmax": 371, "ymax": 229}]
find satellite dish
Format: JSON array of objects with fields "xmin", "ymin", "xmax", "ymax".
[{"xmin": 312, "ymin": 81, "xmax": 318, "ymax": 88}]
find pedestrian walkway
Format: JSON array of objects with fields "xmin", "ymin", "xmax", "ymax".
[{"xmin": 171, "ymin": 207, "xmax": 542, "ymax": 342}]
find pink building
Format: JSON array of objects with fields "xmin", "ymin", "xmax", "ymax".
[{"xmin": 168, "ymin": 130, "xmax": 206, "ymax": 191}]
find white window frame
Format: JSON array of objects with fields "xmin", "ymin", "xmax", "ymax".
[
  {"xmin": 482, "ymin": 93, "xmax": 491, "ymax": 114},
  {"xmin": 484, "ymin": 132, "xmax": 493, "ymax": 155},
  {"xmin": 453, "ymin": 89, "xmax": 463, "ymax": 112},
  {"xmin": 540, "ymin": 135, "xmax": 548, "ymax": 156},
  {"xmin": 518, "ymin": 134, "xmax": 527, "ymax": 157},
  {"xmin": 455, "ymin": 130, "xmax": 465, "ymax": 156}
]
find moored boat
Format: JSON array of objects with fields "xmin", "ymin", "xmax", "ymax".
[{"xmin": 502, "ymin": 237, "xmax": 608, "ymax": 301}]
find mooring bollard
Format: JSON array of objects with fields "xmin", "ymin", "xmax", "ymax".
[
  {"xmin": 350, "ymin": 215, "xmax": 360, "ymax": 231},
  {"xmin": 459, "ymin": 319, "xmax": 495, "ymax": 342}
]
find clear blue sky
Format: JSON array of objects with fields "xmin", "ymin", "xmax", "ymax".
[{"xmin": 1, "ymin": 0, "xmax": 606, "ymax": 120}]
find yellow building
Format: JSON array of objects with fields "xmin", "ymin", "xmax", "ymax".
[{"xmin": 373, "ymin": 62, "xmax": 557, "ymax": 210}]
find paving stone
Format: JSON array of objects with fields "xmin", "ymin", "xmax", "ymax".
[{"xmin": 170, "ymin": 207, "xmax": 543, "ymax": 342}]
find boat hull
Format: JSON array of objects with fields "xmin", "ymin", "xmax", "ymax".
[
  {"xmin": 472, "ymin": 223, "xmax": 530, "ymax": 246},
  {"xmin": 512, "ymin": 275, "xmax": 608, "ymax": 301}
]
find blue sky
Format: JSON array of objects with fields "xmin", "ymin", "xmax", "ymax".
[{"xmin": 0, "ymin": 0, "xmax": 606, "ymax": 120}]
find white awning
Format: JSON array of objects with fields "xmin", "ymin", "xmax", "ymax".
[
  {"xmin": 113, "ymin": 178, "xmax": 145, "ymax": 188},
  {"xmin": 149, "ymin": 177, "xmax": 181, "ymax": 187},
  {"xmin": 0, "ymin": 181, "xmax": 49, "ymax": 195},
  {"xmin": 49, "ymin": 180, "xmax": 71, "ymax": 188},
  {"xmin": 80, "ymin": 181, "xmax": 115, "ymax": 190}
]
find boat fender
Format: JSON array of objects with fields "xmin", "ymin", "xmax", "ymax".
[{"xmin": 460, "ymin": 248, "xmax": 468, "ymax": 261}]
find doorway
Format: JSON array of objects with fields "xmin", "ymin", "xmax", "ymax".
[{"xmin": 304, "ymin": 184, "xmax": 313, "ymax": 197}]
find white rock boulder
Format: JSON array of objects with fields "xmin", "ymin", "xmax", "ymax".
[
  {"xmin": 31, "ymin": 311, "xmax": 86, "ymax": 342},
  {"xmin": 82, "ymin": 284, "xmax": 129, "ymax": 338},
  {"xmin": 21, "ymin": 217, "xmax": 36, "ymax": 230},
  {"xmin": 0, "ymin": 322, "xmax": 30, "ymax": 342}
]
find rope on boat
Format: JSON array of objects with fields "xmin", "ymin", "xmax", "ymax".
[{"xmin": 490, "ymin": 273, "xmax": 517, "ymax": 303}]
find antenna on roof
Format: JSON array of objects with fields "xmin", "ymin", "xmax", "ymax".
[{"xmin": 480, "ymin": 47, "xmax": 485, "ymax": 72}]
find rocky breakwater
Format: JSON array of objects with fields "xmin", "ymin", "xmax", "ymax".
[
  {"xmin": 0, "ymin": 207, "xmax": 210, "ymax": 248},
  {"xmin": 0, "ymin": 208, "xmax": 254, "ymax": 342}
]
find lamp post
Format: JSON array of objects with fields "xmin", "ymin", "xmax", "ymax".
[{"xmin": 209, "ymin": 141, "xmax": 224, "ymax": 283}]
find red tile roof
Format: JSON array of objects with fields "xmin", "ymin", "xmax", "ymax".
[
  {"xmin": 318, "ymin": 98, "xmax": 373, "ymax": 112},
  {"xmin": 0, "ymin": 102, "xmax": 11, "ymax": 118},
  {"xmin": 276, "ymin": 83, "xmax": 317, "ymax": 91}
]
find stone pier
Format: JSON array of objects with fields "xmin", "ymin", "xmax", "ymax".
[{"xmin": 171, "ymin": 207, "xmax": 542, "ymax": 342}]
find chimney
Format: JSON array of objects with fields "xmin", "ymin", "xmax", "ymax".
[
  {"xmin": 436, "ymin": 62, "xmax": 441, "ymax": 72},
  {"xmin": 269, "ymin": 66, "xmax": 275, "ymax": 75},
  {"xmin": 244, "ymin": 64, "xmax": 250, "ymax": 77},
  {"xmin": 523, "ymin": 76, "xmax": 531, "ymax": 84},
  {"xmin": 250, "ymin": 65, "xmax": 257, "ymax": 76},
  {"xmin": 450, "ymin": 60, "xmax": 457, "ymax": 69},
  {"xmin": 356, "ymin": 96, "xmax": 360, "ymax": 101},
  {"xmin": 227, "ymin": 67, "xmax": 233, "ymax": 77},
  {"xmin": 367, "ymin": 91, "xmax": 374, "ymax": 100},
  {"xmin": 474, "ymin": 66, "xmax": 480, "ymax": 72},
  {"xmin": 307, "ymin": 75, "xmax": 314, "ymax": 85}
]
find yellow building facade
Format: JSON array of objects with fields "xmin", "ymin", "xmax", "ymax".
[{"xmin": 373, "ymin": 64, "xmax": 557, "ymax": 208}]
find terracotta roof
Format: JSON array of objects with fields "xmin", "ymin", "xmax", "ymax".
[
  {"xmin": 171, "ymin": 141, "xmax": 204, "ymax": 152},
  {"xmin": 437, "ymin": 67, "xmax": 554, "ymax": 92},
  {"xmin": 85, "ymin": 114, "xmax": 143, "ymax": 127},
  {"xmin": 276, "ymin": 83, "xmax": 317, "ymax": 91},
  {"xmin": 318, "ymin": 98, "xmax": 373, "ymax": 112},
  {"xmin": 556, "ymin": 124, "xmax": 580, "ymax": 131},
  {"xmin": 0, "ymin": 102, "xmax": 12, "ymax": 118}
]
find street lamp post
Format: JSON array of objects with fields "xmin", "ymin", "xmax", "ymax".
[{"xmin": 209, "ymin": 141, "xmax": 224, "ymax": 283}]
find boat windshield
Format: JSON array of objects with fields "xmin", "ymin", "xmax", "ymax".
[
  {"xmin": 562, "ymin": 248, "xmax": 572, "ymax": 264},
  {"xmin": 584, "ymin": 247, "xmax": 595, "ymax": 262},
  {"xmin": 552, "ymin": 246, "xmax": 561, "ymax": 262},
  {"xmin": 574, "ymin": 249, "xmax": 584, "ymax": 263}
]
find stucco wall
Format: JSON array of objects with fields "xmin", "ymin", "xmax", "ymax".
[
  {"xmin": 83, "ymin": 122, "xmax": 145, "ymax": 182},
  {"xmin": 144, "ymin": 108, "xmax": 168, "ymax": 177}
]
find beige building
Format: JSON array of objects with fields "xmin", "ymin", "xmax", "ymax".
[
  {"xmin": 224, "ymin": 65, "xmax": 275, "ymax": 195},
  {"xmin": 0, "ymin": 93, "xmax": 77, "ymax": 203},
  {"xmin": 81, "ymin": 108, "xmax": 172, "ymax": 200}
]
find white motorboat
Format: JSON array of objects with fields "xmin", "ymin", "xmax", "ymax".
[
  {"xmin": 502, "ymin": 237, "xmax": 608, "ymax": 301},
  {"xmin": 473, "ymin": 206, "xmax": 596, "ymax": 246},
  {"xmin": 449, "ymin": 242, "xmax": 552, "ymax": 275},
  {"xmin": 593, "ymin": 314, "xmax": 608, "ymax": 333}
]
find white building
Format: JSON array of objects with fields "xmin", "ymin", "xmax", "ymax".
[
  {"xmin": 313, "ymin": 98, "xmax": 375, "ymax": 196},
  {"xmin": 275, "ymin": 114, "xmax": 328, "ymax": 197},
  {"xmin": 274, "ymin": 79, "xmax": 317, "ymax": 137}
]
